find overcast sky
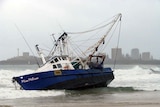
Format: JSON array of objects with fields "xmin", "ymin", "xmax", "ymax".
[{"xmin": 0, "ymin": 0, "xmax": 160, "ymax": 60}]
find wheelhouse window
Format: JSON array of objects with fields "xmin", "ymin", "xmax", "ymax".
[
  {"xmin": 62, "ymin": 57, "xmax": 66, "ymax": 60},
  {"xmin": 54, "ymin": 58, "xmax": 59, "ymax": 62},
  {"xmin": 53, "ymin": 65, "xmax": 57, "ymax": 69},
  {"xmin": 50, "ymin": 60, "xmax": 54, "ymax": 63},
  {"xmin": 57, "ymin": 64, "xmax": 62, "ymax": 68}
]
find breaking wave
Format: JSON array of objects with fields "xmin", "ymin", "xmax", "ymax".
[
  {"xmin": 0, "ymin": 69, "xmax": 65, "ymax": 100},
  {"xmin": 0, "ymin": 65, "xmax": 160, "ymax": 99},
  {"xmin": 110, "ymin": 65, "xmax": 160, "ymax": 91}
]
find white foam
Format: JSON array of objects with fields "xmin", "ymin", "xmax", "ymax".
[
  {"xmin": 0, "ymin": 88, "xmax": 65, "ymax": 99},
  {"xmin": 1, "ymin": 65, "xmax": 160, "ymax": 99},
  {"xmin": 0, "ymin": 69, "xmax": 65, "ymax": 99},
  {"xmin": 110, "ymin": 65, "xmax": 160, "ymax": 91}
]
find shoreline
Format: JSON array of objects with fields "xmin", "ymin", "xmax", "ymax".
[{"xmin": 1, "ymin": 91, "xmax": 160, "ymax": 107}]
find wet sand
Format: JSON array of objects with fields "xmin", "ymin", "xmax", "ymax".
[{"xmin": 1, "ymin": 91, "xmax": 160, "ymax": 107}]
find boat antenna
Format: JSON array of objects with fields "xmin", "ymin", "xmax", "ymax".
[
  {"xmin": 56, "ymin": 19, "xmax": 65, "ymax": 32},
  {"xmin": 48, "ymin": 33, "xmax": 56, "ymax": 55},
  {"xmin": 51, "ymin": 33, "xmax": 56, "ymax": 44},
  {"xmin": 15, "ymin": 24, "xmax": 40, "ymax": 67}
]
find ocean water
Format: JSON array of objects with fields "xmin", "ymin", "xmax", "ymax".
[{"xmin": 0, "ymin": 64, "xmax": 160, "ymax": 106}]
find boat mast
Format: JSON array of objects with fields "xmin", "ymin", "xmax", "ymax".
[
  {"xmin": 50, "ymin": 32, "xmax": 68, "ymax": 56},
  {"xmin": 35, "ymin": 44, "xmax": 46, "ymax": 64},
  {"xmin": 58, "ymin": 32, "xmax": 68, "ymax": 55}
]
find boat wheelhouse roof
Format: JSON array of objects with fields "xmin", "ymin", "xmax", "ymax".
[{"xmin": 48, "ymin": 55, "xmax": 69, "ymax": 62}]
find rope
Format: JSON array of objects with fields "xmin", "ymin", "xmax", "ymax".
[
  {"xmin": 113, "ymin": 18, "xmax": 122, "ymax": 71},
  {"xmin": 99, "ymin": 19, "xmax": 121, "ymax": 53},
  {"xmin": 15, "ymin": 24, "xmax": 40, "ymax": 67},
  {"xmin": 66, "ymin": 14, "xmax": 121, "ymax": 35},
  {"xmin": 66, "ymin": 21, "xmax": 114, "ymax": 34}
]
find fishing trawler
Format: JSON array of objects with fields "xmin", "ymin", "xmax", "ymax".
[{"xmin": 12, "ymin": 13, "xmax": 122, "ymax": 90}]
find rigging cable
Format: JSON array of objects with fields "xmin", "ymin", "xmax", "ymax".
[
  {"xmin": 15, "ymin": 24, "xmax": 40, "ymax": 67},
  {"xmin": 99, "ymin": 18, "xmax": 121, "ymax": 53},
  {"xmin": 66, "ymin": 14, "xmax": 120, "ymax": 35},
  {"xmin": 113, "ymin": 16, "xmax": 122, "ymax": 71},
  {"xmin": 66, "ymin": 21, "xmax": 113, "ymax": 34},
  {"xmin": 66, "ymin": 13, "xmax": 121, "ymax": 34}
]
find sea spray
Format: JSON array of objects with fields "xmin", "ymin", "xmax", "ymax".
[
  {"xmin": 0, "ymin": 65, "xmax": 160, "ymax": 99},
  {"xmin": 110, "ymin": 65, "xmax": 160, "ymax": 91},
  {"xmin": 0, "ymin": 69, "xmax": 65, "ymax": 99}
]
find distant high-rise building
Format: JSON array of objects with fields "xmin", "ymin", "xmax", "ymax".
[
  {"xmin": 142, "ymin": 52, "xmax": 150, "ymax": 60},
  {"xmin": 125, "ymin": 53, "xmax": 130, "ymax": 59},
  {"xmin": 111, "ymin": 48, "xmax": 123, "ymax": 60},
  {"xmin": 131, "ymin": 48, "xmax": 140, "ymax": 60}
]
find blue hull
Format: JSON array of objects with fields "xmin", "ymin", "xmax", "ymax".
[{"xmin": 13, "ymin": 68, "xmax": 114, "ymax": 90}]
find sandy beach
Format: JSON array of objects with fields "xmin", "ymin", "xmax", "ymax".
[{"xmin": 1, "ymin": 91, "xmax": 160, "ymax": 107}]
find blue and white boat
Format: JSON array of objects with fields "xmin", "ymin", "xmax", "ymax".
[{"xmin": 12, "ymin": 13, "xmax": 122, "ymax": 90}]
